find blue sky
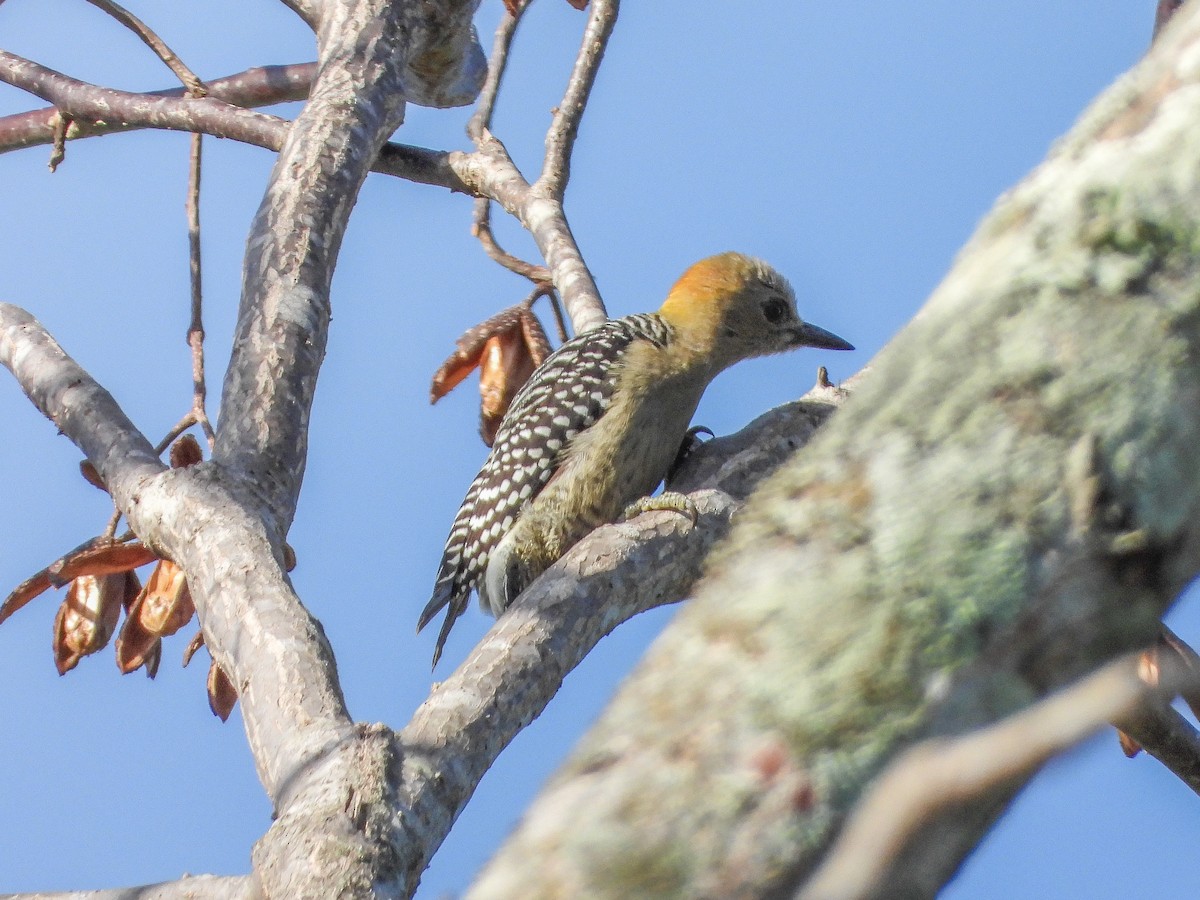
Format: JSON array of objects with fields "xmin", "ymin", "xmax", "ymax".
[{"xmin": 1, "ymin": 2, "xmax": 1196, "ymax": 897}]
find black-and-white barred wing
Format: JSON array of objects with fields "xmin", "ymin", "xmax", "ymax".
[{"xmin": 418, "ymin": 314, "xmax": 673, "ymax": 664}]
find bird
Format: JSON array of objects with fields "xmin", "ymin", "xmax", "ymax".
[{"xmin": 418, "ymin": 252, "xmax": 853, "ymax": 666}]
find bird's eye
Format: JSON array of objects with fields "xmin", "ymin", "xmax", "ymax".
[{"xmin": 762, "ymin": 296, "xmax": 789, "ymax": 324}]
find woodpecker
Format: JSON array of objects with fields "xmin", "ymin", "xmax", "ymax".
[{"xmin": 419, "ymin": 252, "xmax": 853, "ymax": 666}]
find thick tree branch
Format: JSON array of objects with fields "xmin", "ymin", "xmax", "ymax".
[
  {"xmin": 469, "ymin": 7, "xmax": 1200, "ymax": 897},
  {"xmin": 393, "ymin": 389, "xmax": 844, "ymax": 889}
]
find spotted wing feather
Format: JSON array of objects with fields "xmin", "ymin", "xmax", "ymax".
[{"xmin": 419, "ymin": 315, "xmax": 672, "ymax": 666}]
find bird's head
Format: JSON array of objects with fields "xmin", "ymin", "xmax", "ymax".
[{"xmin": 657, "ymin": 252, "xmax": 853, "ymax": 368}]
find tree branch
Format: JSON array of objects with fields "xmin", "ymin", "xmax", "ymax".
[
  {"xmin": 0, "ymin": 304, "xmax": 164, "ymax": 496},
  {"xmin": 466, "ymin": 5, "xmax": 554, "ymax": 285},
  {"xmin": 82, "ymin": 0, "xmax": 208, "ymax": 96},
  {"xmin": 455, "ymin": 134, "xmax": 607, "ymax": 331},
  {"xmin": 0, "ymin": 62, "xmax": 312, "ymax": 153}
]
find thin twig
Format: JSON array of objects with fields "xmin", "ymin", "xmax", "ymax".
[
  {"xmin": 471, "ymin": 196, "xmax": 553, "ymax": 283},
  {"xmin": 467, "ymin": 1, "xmax": 524, "ymax": 141},
  {"xmin": 526, "ymin": 282, "xmax": 569, "ymax": 343},
  {"xmin": 457, "ymin": 5, "xmax": 608, "ymax": 329},
  {"xmin": 186, "ymin": 133, "xmax": 216, "ymax": 448},
  {"xmin": 83, "ymin": 0, "xmax": 207, "ymax": 96},
  {"xmin": 155, "ymin": 412, "xmax": 198, "ymax": 456},
  {"xmin": 467, "ymin": 3, "xmax": 554, "ymax": 285},
  {"xmin": 537, "ymin": 0, "xmax": 620, "ymax": 199},
  {"xmin": 102, "ymin": 507, "xmax": 123, "ymax": 540},
  {"xmin": 800, "ymin": 654, "xmax": 1190, "ymax": 900}
]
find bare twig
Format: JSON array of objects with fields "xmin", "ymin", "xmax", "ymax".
[
  {"xmin": 800, "ymin": 655, "xmax": 1186, "ymax": 900},
  {"xmin": 1112, "ymin": 625, "xmax": 1200, "ymax": 794},
  {"xmin": 1115, "ymin": 700, "xmax": 1200, "ymax": 796},
  {"xmin": 186, "ymin": 134, "xmax": 216, "ymax": 448},
  {"xmin": 466, "ymin": 5, "xmax": 554, "ymax": 285},
  {"xmin": 458, "ymin": 131, "xmax": 607, "ymax": 330},
  {"xmin": 466, "ymin": 2, "xmax": 523, "ymax": 142},
  {"xmin": 532, "ymin": 283, "xmax": 570, "ymax": 343},
  {"xmin": 537, "ymin": 0, "xmax": 619, "ymax": 199},
  {"xmin": 155, "ymin": 412, "xmax": 199, "ymax": 456},
  {"xmin": 0, "ymin": 55, "xmax": 465, "ymax": 192},
  {"xmin": 471, "ymin": 196, "xmax": 553, "ymax": 283},
  {"xmin": 82, "ymin": 0, "xmax": 207, "ymax": 96},
  {"xmin": 455, "ymin": 3, "xmax": 608, "ymax": 329}
]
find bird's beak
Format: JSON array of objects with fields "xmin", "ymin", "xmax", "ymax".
[{"xmin": 793, "ymin": 321, "xmax": 854, "ymax": 351}]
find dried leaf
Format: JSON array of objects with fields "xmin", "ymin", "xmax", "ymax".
[
  {"xmin": 79, "ymin": 460, "xmax": 108, "ymax": 492},
  {"xmin": 564, "ymin": 0, "xmax": 588, "ymax": 9},
  {"xmin": 479, "ymin": 332, "xmax": 537, "ymax": 446},
  {"xmin": 142, "ymin": 639, "xmax": 161, "ymax": 679},
  {"xmin": 1117, "ymin": 728, "xmax": 1142, "ymax": 758},
  {"xmin": 182, "ymin": 629, "xmax": 205, "ymax": 667},
  {"xmin": 207, "ymin": 659, "xmax": 238, "ymax": 721},
  {"xmin": 430, "ymin": 305, "xmax": 527, "ymax": 404},
  {"xmin": 169, "ymin": 434, "xmax": 203, "ymax": 469},
  {"xmin": 136, "ymin": 560, "xmax": 195, "ymax": 636},
  {"xmin": 115, "ymin": 561, "xmax": 194, "ymax": 674},
  {"xmin": 1, "ymin": 569, "xmax": 53, "ymax": 625},
  {"xmin": 502, "ymin": 0, "xmax": 519, "ymax": 16},
  {"xmin": 52, "ymin": 573, "xmax": 124, "ymax": 675},
  {"xmin": 48, "ymin": 541, "xmax": 158, "ymax": 587}
]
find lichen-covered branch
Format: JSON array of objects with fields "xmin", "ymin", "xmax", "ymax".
[{"xmin": 468, "ymin": 8, "xmax": 1200, "ymax": 897}]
